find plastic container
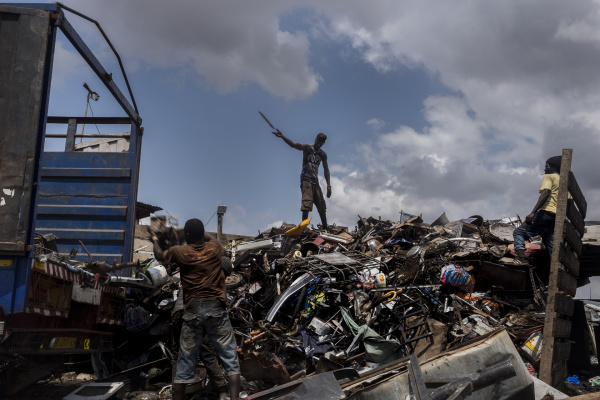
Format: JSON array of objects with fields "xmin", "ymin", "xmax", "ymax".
[
  {"xmin": 440, "ymin": 264, "xmax": 475, "ymax": 292},
  {"xmin": 375, "ymin": 273, "xmax": 386, "ymax": 287},
  {"xmin": 521, "ymin": 331, "xmax": 543, "ymax": 363},
  {"xmin": 146, "ymin": 265, "xmax": 168, "ymax": 287}
]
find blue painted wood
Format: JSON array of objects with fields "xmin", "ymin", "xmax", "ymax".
[
  {"xmin": 41, "ymin": 167, "xmax": 131, "ymax": 178},
  {"xmin": 36, "ymin": 151, "xmax": 137, "ymax": 263},
  {"xmin": 2, "ymin": 3, "xmax": 59, "ymax": 12},
  {"xmin": 37, "ymin": 205, "xmax": 128, "ymax": 217}
]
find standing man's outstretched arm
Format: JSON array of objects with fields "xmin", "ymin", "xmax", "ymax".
[{"xmin": 272, "ymin": 129, "xmax": 310, "ymax": 151}]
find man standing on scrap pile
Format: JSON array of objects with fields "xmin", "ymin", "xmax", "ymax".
[
  {"xmin": 513, "ymin": 156, "xmax": 566, "ymax": 263},
  {"xmin": 151, "ymin": 219, "xmax": 240, "ymax": 400},
  {"xmin": 272, "ymin": 129, "xmax": 332, "ymax": 229}
]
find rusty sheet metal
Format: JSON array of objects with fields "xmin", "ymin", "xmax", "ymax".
[
  {"xmin": 247, "ymin": 369, "xmax": 354, "ymax": 400},
  {"xmin": 240, "ymin": 352, "xmax": 291, "ymax": 384},
  {"xmin": 477, "ymin": 261, "xmax": 527, "ymax": 291},
  {"xmin": 0, "ymin": 5, "xmax": 50, "ymax": 252},
  {"xmin": 0, "ymin": 5, "xmax": 54, "ymax": 315}
]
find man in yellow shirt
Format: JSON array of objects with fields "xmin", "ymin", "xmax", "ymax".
[{"xmin": 513, "ymin": 156, "xmax": 562, "ymax": 262}]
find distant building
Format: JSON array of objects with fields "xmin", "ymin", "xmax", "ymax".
[{"xmin": 75, "ymin": 136, "xmax": 129, "ymax": 152}]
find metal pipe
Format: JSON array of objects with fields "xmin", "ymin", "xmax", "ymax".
[{"xmin": 371, "ymin": 284, "xmax": 441, "ymax": 292}]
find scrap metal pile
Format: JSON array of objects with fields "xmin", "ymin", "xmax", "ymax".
[
  {"xmin": 31, "ymin": 215, "xmax": 580, "ymax": 400},
  {"xmin": 218, "ymin": 214, "xmax": 551, "ymax": 393},
  {"xmin": 97, "ymin": 213, "xmax": 564, "ymax": 397},
  {"xmin": 29, "ymin": 213, "xmax": 595, "ymax": 398}
]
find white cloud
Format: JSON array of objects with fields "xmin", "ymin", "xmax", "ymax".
[
  {"xmin": 51, "ymin": 0, "xmax": 600, "ymax": 225},
  {"xmin": 60, "ymin": 0, "xmax": 322, "ymax": 101},
  {"xmin": 366, "ymin": 118, "xmax": 386, "ymax": 130},
  {"xmin": 50, "ymin": 41, "xmax": 89, "ymax": 88},
  {"xmin": 329, "ymin": 164, "xmax": 352, "ymax": 174},
  {"xmin": 315, "ymin": 0, "xmax": 600, "ymax": 223}
]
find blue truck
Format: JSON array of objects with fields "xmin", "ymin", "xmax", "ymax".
[{"xmin": 0, "ymin": 3, "xmax": 143, "ymax": 393}]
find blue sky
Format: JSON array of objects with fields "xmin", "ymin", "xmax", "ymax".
[{"xmin": 11, "ymin": 0, "xmax": 600, "ymax": 236}]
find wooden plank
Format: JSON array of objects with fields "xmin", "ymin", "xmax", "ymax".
[
  {"xmin": 41, "ymin": 167, "xmax": 131, "ymax": 178},
  {"xmin": 568, "ymin": 171, "xmax": 587, "ymax": 219},
  {"xmin": 34, "ymin": 228, "xmax": 125, "ymax": 241},
  {"xmin": 554, "ymin": 292, "xmax": 575, "ymax": 317},
  {"xmin": 540, "ymin": 149, "xmax": 572, "ymax": 385},
  {"xmin": 553, "ymin": 317, "xmax": 572, "ymax": 338},
  {"xmin": 37, "ymin": 205, "xmax": 128, "ymax": 217},
  {"xmin": 563, "ymin": 222, "xmax": 582, "ymax": 256},
  {"xmin": 48, "ymin": 116, "xmax": 131, "ymax": 124},
  {"xmin": 64, "ymin": 118, "xmax": 76, "ymax": 152},
  {"xmin": 551, "ymin": 360, "xmax": 568, "ymax": 388},
  {"xmin": 557, "ymin": 269, "xmax": 577, "ymax": 297},
  {"xmin": 567, "ymin": 202, "xmax": 585, "ymax": 237},
  {"xmin": 553, "ymin": 341, "xmax": 571, "ymax": 362},
  {"xmin": 566, "ymin": 394, "xmax": 600, "ymax": 400},
  {"xmin": 559, "ymin": 243, "xmax": 580, "ymax": 277}
]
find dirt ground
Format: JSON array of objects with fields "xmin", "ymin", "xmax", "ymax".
[
  {"xmin": 5, "ymin": 380, "xmax": 88, "ymax": 400},
  {"xmin": 4, "ymin": 375, "xmax": 222, "ymax": 400}
]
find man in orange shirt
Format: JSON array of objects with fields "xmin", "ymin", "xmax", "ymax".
[{"xmin": 151, "ymin": 219, "xmax": 240, "ymax": 400}]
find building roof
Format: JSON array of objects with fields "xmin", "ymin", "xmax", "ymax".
[{"xmin": 136, "ymin": 201, "xmax": 163, "ymax": 220}]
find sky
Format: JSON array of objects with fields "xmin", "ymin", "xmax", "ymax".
[{"xmin": 8, "ymin": 0, "xmax": 600, "ymax": 236}]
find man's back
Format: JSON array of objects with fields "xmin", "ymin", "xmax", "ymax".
[{"xmin": 165, "ymin": 241, "xmax": 225, "ymax": 308}]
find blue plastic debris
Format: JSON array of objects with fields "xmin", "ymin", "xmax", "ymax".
[{"xmin": 565, "ymin": 375, "xmax": 580, "ymax": 385}]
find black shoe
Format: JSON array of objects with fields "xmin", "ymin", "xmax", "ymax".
[{"xmin": 515, "ymin": 249, "xmax": 528, "ymax": 263}]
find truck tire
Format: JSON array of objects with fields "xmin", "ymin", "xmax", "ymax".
[{"xmin": 225, "ymin": 273, "xmax": 244, "ymax": 290}]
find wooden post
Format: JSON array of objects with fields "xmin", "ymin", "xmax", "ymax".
[
  {"xmin": 539, "ymin": 149, "xmax": 572, "ymax": 385},
  {"xmin": 64, "ymin": 118, "xmax": 77, "ymax": 151}
]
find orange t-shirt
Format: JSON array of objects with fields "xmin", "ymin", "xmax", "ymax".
[{"xmin": 164, "ymin": 241, "xmax": 226, "ymax": 309}]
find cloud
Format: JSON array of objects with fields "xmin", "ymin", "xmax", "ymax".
[
  {"xmin": 60, "ymin": 0, "xmax": 322, "ymax": 101},
  {"xmin": 327, "ymin": 94, "xmax": 553, "ymax": 226},
  {"xmin": 315, "ymin": 1, "xmax": 600, "ymax": 223},
  {"xmin": 50, "ymin": 41, "xmax": 89, "ymax": 88},
  {"xmin": 52, "ymin": 0, "xmax": 600, "ymax": 226},
  {"xmin": 366, "ymin": 118, "xmax": 386, "ymax": 131}
]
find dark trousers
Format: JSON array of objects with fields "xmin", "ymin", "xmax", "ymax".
[{"xmin": 513, "ymin": 210, "xmax": 556, "ymax": 255}]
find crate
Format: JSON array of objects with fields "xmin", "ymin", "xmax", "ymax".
[
  {"xmin": 96, "ymin": 292, "xmax": 126, "ymax": 325},
  {"xmin": 28, "ymin": 270, "xmax": 73, "ymax": 313}
]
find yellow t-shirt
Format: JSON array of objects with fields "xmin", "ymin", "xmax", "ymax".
[{"xmin": 539, "ymin": 173, "xmax": 574, "ymax": 213}]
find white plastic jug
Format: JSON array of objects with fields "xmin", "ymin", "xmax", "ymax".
[{"xmin": 146, "ymin": 265, "xmax": 168, "ymax": 287}]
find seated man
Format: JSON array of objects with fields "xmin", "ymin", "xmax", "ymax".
[{"xmin": 513, "ymin": 156, "xmax": 563, "ymax": 262}]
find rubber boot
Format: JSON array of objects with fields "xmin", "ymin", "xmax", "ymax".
[
  {"xmin": 302, "ymin": 210, "xmax": 309, "ymax": 221},
  {"xmin": 172, "ymin": 383, "xmax": 187, "ymax": 400},
  {"xmin": 228, "ymin": 373, "xmax": 241, "ymax": 400}
]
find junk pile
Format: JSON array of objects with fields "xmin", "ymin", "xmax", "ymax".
[
  {"xmin": 221, "ymin": 215, "xmax": 554, "ymax": 393},
  {"xmin": 29, "ymin": 214, "xmax": 599, "ymax": 399}
]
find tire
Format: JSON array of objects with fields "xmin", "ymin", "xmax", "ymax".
[{"xmin": 225, "ymin": 273, "xmax": 245, "ymax": 290}]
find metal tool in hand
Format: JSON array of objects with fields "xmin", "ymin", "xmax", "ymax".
[{"xmin": 258, "ymin": 111, "xmax": 280, "ymax": 134}]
